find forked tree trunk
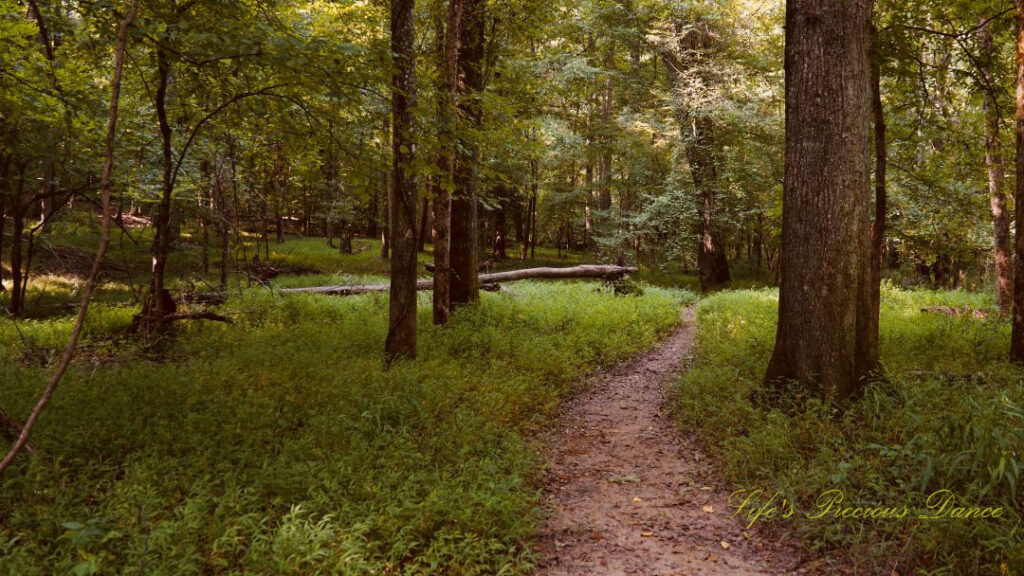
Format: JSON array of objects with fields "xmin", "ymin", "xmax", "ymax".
[
  {"xmin": 385, "ymin": 0, "xmax": 418, "ymax": 362},
  {"xmin": 449, "ymin": 0, "xmax": 484, "ymax": 309},
  {"xmin": 979, "ymin": 20, "xmax": 1012, "ymax": 313},
  {"xmin": 765, "ymin": 0, "xmax": 876, "ymax": 399},
  {"xmin": 147, "ymin": 47, "xmax": 176, "ymax": 336}
]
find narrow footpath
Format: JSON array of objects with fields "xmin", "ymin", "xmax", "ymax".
[{"xmin": 534, "ymin": 308, "xmax": 804, "ymax": 575}]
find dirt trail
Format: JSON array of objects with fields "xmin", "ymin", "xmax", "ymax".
[{"xmin": 534, "ymin": 308, "xmax": 803, "ymax": 576}]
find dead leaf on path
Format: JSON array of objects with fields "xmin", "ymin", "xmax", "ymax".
[
  {"xmin": 609, "ymin": 475, "xmax": 639, "ymax": 484},
  {"xmin": 702, "ymin": 504, "xmax": 714, "ymax": 513},
  {"xmin": 720, "ymin": 541, "xmax": 731, "ymax": 550},
  {"xmin": 641, "ymin": 531, "xmax": 654, "ymax": 537},
  {"xmin": 632, "ymin": 496, "xmax": 643, "ymax": 502}
]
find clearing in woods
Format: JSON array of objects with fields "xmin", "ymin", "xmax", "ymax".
[{"xmin": 535, "ymin": 308, "xmax": 803, "ymax": 575}]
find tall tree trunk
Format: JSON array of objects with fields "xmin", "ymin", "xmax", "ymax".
[
  {"xmin": 522, "ymin": 157, "xmax": 538, "ymax": 261},
  {"xmin": 598, "ymin": 45, "xmax": 614, "ymax": 212},
  {"xmin": 754, "ymin": 212, "xmax": 764, "ymax": 272},
  {"xmin": 199, "ymin": 160, "xmax": 212, "ymax": 275},
  {"xmin": 979, "ymin": 20, "xmax": 1012, "ymax": 313},
  {"xmin": 380, "ymin": 116, "xmax": 391, "ymax": 261},
  {"xmin": 385, "ymin": 0, "xmax": 418, "ymax": 362},
  {"xmin": 216, "ymin": 184, "xmax": 230, "ymax": 289},
  {"xmin": 148, "ymin": 47, "xmax": 175, "ymax": 335},
  {"xmin": 449, "ymin": 0, "xmax": 484, "ymax": 309},
  {"xmin": 492, "ymin": 201, "xmax": 507, "ymax": 259},
  {"xmin": 0, "ymin": 192, "xmax": 6, "ymax": 293},
  {"xmin": 859, "ymin": 24, "xmax": 886, "ymax": 378},
  {"xmin": 765, "ymin": 0, "xmax": 875, "ymax": 399},
  {"xmin": 663, "ymin": 22, "xmax": 731, "ymax": 292},
  {"xmin": 689, "ymin": 117, "xmax": 731, "ymax": 293},
  {"xmin": 584, "ymin": 162, "xmax": 594, "ymax": 247},
  {"xmin": 418, "ymin": 196, "xmax": 429, "ymax": 252},
  {"xmin": 1011, "ymin": 0, "xmax": 1024, "ymax": 363},
  {"xmin": 432, "ymin": 0, "xmax": 461, "ymax": 325},
  {"xmin": 9, "ymin": 178, "xmax": 25, "ymax": 316}
]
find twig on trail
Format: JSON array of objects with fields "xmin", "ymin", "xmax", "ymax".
[{"xmin": 0, "ymin": 0, "xmax": 140, "ymax": 476}]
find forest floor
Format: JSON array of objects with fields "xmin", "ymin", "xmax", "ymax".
[{"xmin": 534, "ymin": 307, "xmax": 803, "ymax": 576}]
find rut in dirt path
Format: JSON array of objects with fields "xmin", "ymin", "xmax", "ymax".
[{"xmin": 534, "ymin": 308, "xmax": 802, "ymax": 576}]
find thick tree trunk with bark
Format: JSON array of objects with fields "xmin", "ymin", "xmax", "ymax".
[
  {"xmin": 449, "ymin": 0, "xmax": 484, "ymax": 309},
  {"xmin": 765, "ymin": 0, "xmax": 876, "ymax": 399},
  {"xmin": 385, "ymin": 0, "xmax": 418, "ymax": 362},
  {"xmin": 979, "ymin": 20, "xmax": 1012, "ymax": 313},
  {"xmin": 860, "ymin": 25, "xmax": 886, "ymax": 377},
  {"xmin": 1011, "ymin": 0, "xmax": 1024, "ymax": 363}
]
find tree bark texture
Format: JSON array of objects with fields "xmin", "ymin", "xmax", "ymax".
[
  {"xmin": 764, "ymin": 0, "xmax": 876, "ymax": 399},
  {"xmin": 385, "ymin": 0, "xmax": 418, "ymax": 362},
  {"xmin": 1011, "ymin": 0, "xmax": 1024, "ymax": 363},
  {"xmin": 432, "ymin": 0, "xmax": 461, "ymax": 325},
  {"xmin": 449, "ymin": 0, "xmax": 484, "ymax": 309},
  {"xmin": 979, "ymin": 20, "xmax": 1012, "ymax": 313}
]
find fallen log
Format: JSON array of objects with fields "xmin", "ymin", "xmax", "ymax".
[
  {"xmin": 165, "ymin": 312, "xmax": 234, "ymax": 324},
  {"xmin": 920, "ymin": 306, "xmax": 992, "ymax": 319},
  {"xmin": 277, "ymin": 265, "xmax": 638, "ymax": 296}
]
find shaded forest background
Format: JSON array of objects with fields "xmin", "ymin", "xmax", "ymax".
[{"xmin": 3, "ymin": 0, "xmax": 1021, "ymax": 315}]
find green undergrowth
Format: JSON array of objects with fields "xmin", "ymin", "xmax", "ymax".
[
  {"xmin": 673, "ymin": 286, "xmax": 1023, "ymax": 575},
  {"xmin": 0, "ymin": 282, "xmax": 692, "ymax": 575}
]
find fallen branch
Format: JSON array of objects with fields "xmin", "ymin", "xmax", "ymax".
[
  {"xmin": 278, "ymin": 265, "xmax": 638, "ymax": 296},
  {"xmin": 0, "ymin": 409, "xmax": 36, "ymax": 455},
  {"xmin": 0, "ymin": 0, "xmax": 139, "ymax": 476}
]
